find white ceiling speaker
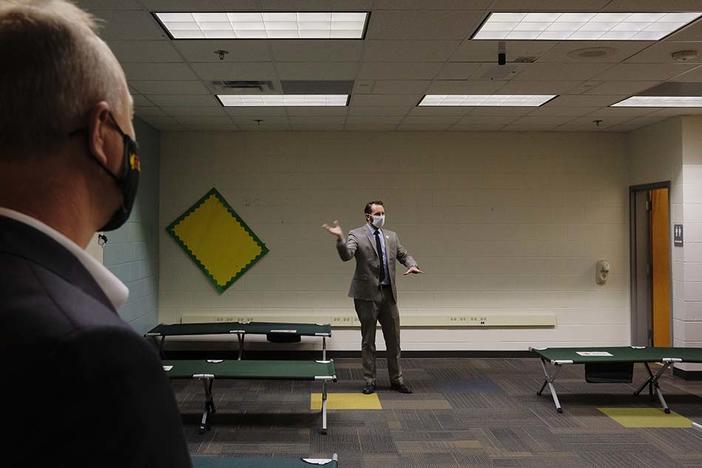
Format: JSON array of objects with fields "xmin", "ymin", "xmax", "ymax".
[{"xmin": 671, "ymin": 49, "xmax": 698, "ymax": 62}]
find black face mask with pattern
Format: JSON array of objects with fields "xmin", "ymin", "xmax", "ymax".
[{"xmin": 70, "ymin": 112, "xmax": 141, "ymax": 231}]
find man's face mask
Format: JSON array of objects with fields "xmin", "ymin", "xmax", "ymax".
[
  {"xmin": 369, "ymin": 214, "xmax": 385, "ymax": 229},
  {"xmin": 70, "ymin": 112, "xmax": 141, "ymax": 232}
]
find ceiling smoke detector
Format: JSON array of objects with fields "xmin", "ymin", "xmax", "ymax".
[
  {"xmin": 671, "ymin": 49, "xmax": 698, "ymax": 62},
  {"xmin": 567, "ymin": 46, "xmax": 616, "ymax": 59}
]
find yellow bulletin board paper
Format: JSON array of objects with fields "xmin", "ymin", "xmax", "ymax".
[{"xmin": 166, "ymin": 188, "xmax": 268, "ymax": 293}]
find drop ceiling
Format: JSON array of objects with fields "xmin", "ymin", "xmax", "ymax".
[{"xmin": 77, "ymin": 0, "xmax": 702, "ymax": 132}]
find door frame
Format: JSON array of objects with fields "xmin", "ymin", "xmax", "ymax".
[{"xmin": 628, "ymin": 181, "xmax": 672, "ymax": 346}]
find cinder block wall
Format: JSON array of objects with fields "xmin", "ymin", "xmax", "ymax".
[{"xmin": 158, "ymin": 131, "xmax": 629, "ymax": 351}]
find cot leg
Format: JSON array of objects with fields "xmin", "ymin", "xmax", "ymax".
[
  {"xmin": 538, "ymin": 358, "xmax": 563, "ymax": 413},
  {"xmin": 199, "ymin": 377, "xmax": 215, "ymax": 434},
  {"xmin": 635, "ymin": 362, "xmax": 671, "ymax": 413},
  {"xmin": 321, "ymin": 380, "xmax": 328, "ymax": 435},
  {"xmin": 323, "ymin": 337, "xmax": 327, "ymax": 361},
  {"xmin": 237, "ymin": 332, "xmax": 245, "ymax": 360}
]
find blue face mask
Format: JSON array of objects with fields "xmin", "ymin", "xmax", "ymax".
[{"xmin": 70, "ymin": 112, "xmax": 141, "ymax": 231}]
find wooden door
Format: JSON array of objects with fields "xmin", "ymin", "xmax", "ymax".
[{"xmin": 650, "ymin": 188, "xmax": 671, "ymax": 347}]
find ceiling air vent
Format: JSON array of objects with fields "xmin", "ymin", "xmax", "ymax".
[
  {"xmin": 513, "ymin": 56, "xmax": 538, "ymax": 63},
  {"xmin": 567, "ymin": 47, "xmax": 616, "ymax": 59},
  {"xmin": 211, "ymin": 80, "xmax": 274, "ymax": 91}
]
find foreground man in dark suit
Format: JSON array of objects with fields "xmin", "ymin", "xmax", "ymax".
[
  {"xmin": 0, "ymin": 1, "xmax": 191, "ymax": 467},
  {"xmin": 323, "ymin": 201, "xmax": 423, "ymax": 394}
]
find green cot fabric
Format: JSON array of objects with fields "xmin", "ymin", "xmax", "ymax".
[
  {"xmin": 192, "ymin": 457, "xmax": 337, "ymax": 468},
  {"xmin": 533, "ymin": 346, "xmax": 702, "ymax": 364},
  {"xmin": 148, "ymin": 321, "xmax": 332, "ymax": 337},
  {"xmin": 162, "ymin": 359, "xmax": 336, "ymax": 380}
]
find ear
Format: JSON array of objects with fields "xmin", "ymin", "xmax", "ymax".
[{"xmin": 86, "ymin": 101, "xmax": 112, "ymax": 167}]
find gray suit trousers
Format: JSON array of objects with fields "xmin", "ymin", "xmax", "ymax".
[{"xmin": 354, "ymin": 286, "xmax": 403, "ymax": 385}]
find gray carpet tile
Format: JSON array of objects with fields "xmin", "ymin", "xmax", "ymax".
[{"xmin": 176, "ymin": 357, "xmax": 702, "ymax": 466}]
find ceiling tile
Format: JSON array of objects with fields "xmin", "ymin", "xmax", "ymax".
[
  {"xmin": 134, "ymin": 106, "xmax": 166, "ymax": 117},
  {"xmin": 426, "ymin": 80, "xmax": 507, "ymax": 94},
  {"xmin": 407, "ymin": 106, "xmax": 471, "ymax": 116},
  {"xmin": 583, "ymin": 80, "xmax": 660, "ymax": 95},
  {"xmin": 347, "ymin": 106, "xmax": 412, "ymax": 116},
  {"xmin": 371, "ymin": 80, "xmax": 431, "ymax": 94},
  {"xmin": 160, "ymin": 106, "xmax": 227, "ymax": 117},
  {"xmin": 191, "ymin": 62, "xmax": 278, "ymax": 81},
  {"xmin": 592, "ymin": 63, "xmax": 697, "ymax": 81},
  {"xmin": 625, "ymin": 41, "xmax": 702, "ymax": 65},
  {"xmin": 545, "ymin": 95, "xmax": 624, "ymax": 107},
  {"xmin": 450, "ymin": 40, "xmax": 557, "ymax": 62},
  {"xmin": 367, "ymin": 10, "xmax": 484, "ymax": 40},
  {"xmin": 95, "ymin": 10, "xmax": 166, "ymax": 41},
  {"xmin": 142, "ymin": 0, "xmax": 259, "ymax": 9},
  {"xmin": 514, "ymin": 63, "xmax": 613, "ymax": 81},
  {"xmin": 363, "ymin": 40, "xmax": 460, "ymax": 62},
  {"xmin": 173, "ymin": 41, "xmax": 272, "ymax": 62},
  {"xmin": 511, "ymin": 115, "xmax": 575, "ymax": 126},
  {"xmin": 129, "ymin": 81, "xmax": 209, "ymax": 95},
  {"xmin": 259, "ymin": 0, "xmax": 372, "ymax": 9},
  {"xmin": 436, "ymin": 62, "xmax": 484, "ymax": 80},
  {"xmin": 664, "ymin": 18, "xmax": 702, "ymax": 42},
  {"xmin": 527, "ymin": 106, "xmax": 600, "ymax": 117},
  {"xmin": 146, "ymin": 94, "xmax": 220, "ymax": 107},
  {"xmin": 374, "ymin": 0, "xmax": 491, "ymax": 8},
  {"xmin": 76, "ymin": 0, "xmax": 142, "ymax": 9},
  {"xmin": 223, "ymin": 107, "xmax": 288, "ymax": 117},
  {"xmin": 538, "ymin": 41, "xmax": 650, "ymax": 64},
  {"xmin": 358, "ymin": 62, "xmax": 443, "ymax": 80},
  {"xmin": 131, "ymin": 94, "xmax": 153, "ymax": 106},
  {"xmin": 137, "ymin": 115, "xmax": 183, "ymax": 130},
  {"xmin": 351, "ymin": 95, "xmax": 421, "ymax": 106},
  {"xmin": 671, "ymin": 65, "xmax": 702, "ymax": 82},
  {"xmin": 602, "ymin": 0, "xmax": 702, "ymax": 12},
  {"xmin": 491, "ymin": 0, "xmax": 610, "ymax": 10},
  {"xmin": 496, "ymin": 80, "xmax": 582, "ymax": 94},
  {"xmin": 108, "ymin": 40, "xmax": 181, "ymax": 62},
  {"xmin": 122, "ymin": 62, "xmax": 198, "ymax": 81},
  {"xmin": 287, "ymin": 107, "xmax": 349, "ymax": 117},
  {"xmin": 276, "ymin": 62, "xmax": 360, "ymax": 80},
  {"xmin": 270, "ymin": 41, "xmax": 363, "ymax": 62}
]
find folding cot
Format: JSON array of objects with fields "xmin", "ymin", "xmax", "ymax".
[
  {"xmin": 147, "ymin": 321, "xmax": 332, "ymax": 359},
  {"xmin": 163, "ymin": 359, "xmax": 337, "ymax": 434},
  {"xmin": 191, "ymin": 454, "xmax": 338, "ymax": 468},
  {"xmin": 531, "ymin": 346, "xmax": 702, "ymax": 413}
]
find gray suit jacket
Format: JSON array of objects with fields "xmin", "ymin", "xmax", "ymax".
[{"xmin": 336, "ymin": 225, "xmax": 417, "ymax": 302}]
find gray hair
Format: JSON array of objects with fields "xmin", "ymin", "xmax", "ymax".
[{"xmin": 0, "ymin": 0, "xmax": 128, "ymax": 156}]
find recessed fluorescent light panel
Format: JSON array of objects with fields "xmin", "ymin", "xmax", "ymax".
[
  {"xmin": 154, "ymin": 12, "xmax": 369, "ymax": 39},
  {"xmin": 419, "ymin": 95, "xmax": 556, "ymax": 107},
  {"xmin": 217, "ymin": 95, "xmax": 350, "ymax": 106},
  {"xmin": 472, "ymin": 12, "xmax": 702, "ymax": 40},
  {"xmin": 612, "ymin": 96, "xmax": 702, "ymax": 107}
]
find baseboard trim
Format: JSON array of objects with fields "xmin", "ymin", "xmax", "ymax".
[
  {"xmin": 673, "ymin": 367, "xmax": 702, "ymax": 381},
  {"xmin": 160, "ymin": 349, "xmax": 536, "ymax": 360}
]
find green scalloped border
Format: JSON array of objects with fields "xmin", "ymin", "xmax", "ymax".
[{"xmin": 166, "ymin": 187, "xmax": 269, "ymax": 294}]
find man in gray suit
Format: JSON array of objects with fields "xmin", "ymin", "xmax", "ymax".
[{"xmin": 323, "ymin": 201, "xmax": 422, "ymax": 394}]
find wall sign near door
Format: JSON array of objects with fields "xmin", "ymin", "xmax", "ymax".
[{"xmin": 674, "ymin": 224, "xmax": 684, "ymax": 246}]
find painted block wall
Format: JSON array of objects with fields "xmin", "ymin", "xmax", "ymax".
[
  {"xmin": 103, "ymin": 117, "xmax": 160, "ymax": 334},
  {"xmin": 159, "ymin": 131, "xmax": 629, "ymax": 351}
]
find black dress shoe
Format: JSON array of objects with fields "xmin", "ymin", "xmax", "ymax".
[
  {"xmin": 361, "ymin": 383, "xmax": 376, "ymax": 394},
  {"xmin": 391, "ymin": 382, "xmax": 413, "ymax": 394}
]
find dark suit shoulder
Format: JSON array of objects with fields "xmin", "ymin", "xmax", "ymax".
[{"xmin": 0, "ymin": 251, "xmax": 128, "ymax": 351}]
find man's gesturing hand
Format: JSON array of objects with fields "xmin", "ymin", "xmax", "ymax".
[
  {"xmin": 403, "ymin": 266, "xmax": 424, "ymax": 275},
  {"xmin": 322, "ymin": 220, "xmax": 344, "ymax": 240}
]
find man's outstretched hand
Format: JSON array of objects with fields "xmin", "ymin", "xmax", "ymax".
[
  {"xmin": 322, "ymin": 220, "xmax": 344, "ymax": 240},
  {"xmin": 403, "ymin": 266, "xmax": 424, "ymax": 275}
]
